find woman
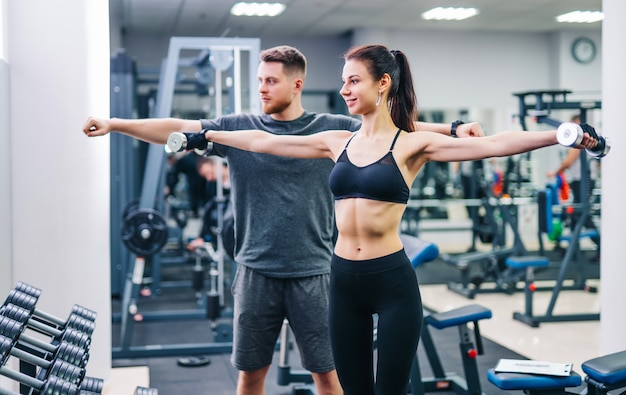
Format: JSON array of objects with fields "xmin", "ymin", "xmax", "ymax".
[{"xmin": 199, "ymin": 45, "xmax": 598, "ymax": 394}]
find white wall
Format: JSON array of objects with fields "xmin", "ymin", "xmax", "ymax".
[
  {"xmin": 0, "ymin": 2, "xmax": 12, "ymax": 389},
  {"xmin": 0, "ymin": 60, "xmax": 10, "ymax": 296},
  {"xmin": 600, "ymin": 0, "xmax": 626, "ymax": 354},
  {"xmin": 0, "ymin": 9, "xmax": 13, "ymax": 393},
  {"xmin": 4, "ymin": 0, "xmax": 113, "ymax": 387},
  {"xmin": 352, "ymin": 28, "xmax": 602, "ymax": 112},
  {"xmin": 0, "ymin": 1, "xmax": 12, "ymax": 296}
]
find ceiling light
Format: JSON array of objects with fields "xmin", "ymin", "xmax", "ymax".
[
  {"xmin": 556, "ymin": 10, "xmax": 604, "ymax": 23},
  {"xmin": 421, "ymin": 7, "xmax": 479, "ymax": 21},
  {"xmin": 230, "ymin": 2, "xmax": 286, "ymax": 17}
]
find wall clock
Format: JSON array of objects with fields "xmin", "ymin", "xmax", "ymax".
[{"xmin": 571, "ymin": 37, "xmax": 597, "ymax": 64}]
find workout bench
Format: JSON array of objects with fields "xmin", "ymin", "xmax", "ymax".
[
  {"xmin": 441, "ymin": 248, "xmax": 519, "ymax": 299},
  {"xmin": 438, "ymin": 196, "xmax": 535, "ymax": 299},
  {"xmin": 504, "ymin": 188, "xmax": 600, "ymax": 329},
  {"xmin": 403, "ymin": 234, "xmax": 493, "ymax": 395},
  {"xmin": 583, "ymin": 350, "xmax": 626, "ymax": 395},
  {"xmin": 410, "ymin": 304, "xmax": 492, "ymax": 395},
  {"xmin": 486, "ymin": 350, "xmax": 626, "ymax": 395},
  {"xmin": 504, "ymin": 255, "xmax": 550, "ymax": 328}
]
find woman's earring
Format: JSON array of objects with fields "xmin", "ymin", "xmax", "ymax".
[{"xmin": 376, "ymin": 93, "xmax": 381, "ymax": 107}]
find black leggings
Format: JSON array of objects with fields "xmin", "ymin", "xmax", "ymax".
[{"xmin": 329, "ymin": 250, "xmax": 423, "ymax": 395}]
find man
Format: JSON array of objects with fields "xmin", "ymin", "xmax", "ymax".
[{"xmin": 83, "ymin": 45, "xmax": 483, "ymax": 394}]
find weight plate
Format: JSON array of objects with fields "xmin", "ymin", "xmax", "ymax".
[{"xmin": 121, "ymin": 208, "xmax": 169, "ymax": 256}]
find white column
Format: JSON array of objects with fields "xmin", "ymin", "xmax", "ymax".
[
  {"xmin": 5, "ymin": 0, "xmax": 112, "ymax": 383},
  {"xmin": 600, "ymin": 0, "xmax": 626, "ymax": 353},
  {"xmin": 1, "ymin": 0, "xmax": 12, "ymax": 297}
]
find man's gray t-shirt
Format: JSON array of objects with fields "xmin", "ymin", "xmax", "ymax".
[{"xmin": 201, "ymin": 112, "xmax": 360, "ymax": 278}]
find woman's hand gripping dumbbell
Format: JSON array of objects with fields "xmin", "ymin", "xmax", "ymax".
[
  {"xmin": 167, "ymin": 130, "xmax": 212, "ymax": 153},
  {"xmin": 556, "ymin": 122, "xmax": 610, "ymax": 157}
]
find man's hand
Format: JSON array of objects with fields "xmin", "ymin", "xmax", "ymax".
[
  {"xmin": 456, "ymin": 122, "xmax": 484, "ymax": 138},
  {"xmin": 82, "ymin": 117, "xmax": 112, "ymax": 137}
]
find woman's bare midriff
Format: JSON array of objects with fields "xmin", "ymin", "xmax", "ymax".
[{"xmin": 333, "ymin": 198, "xmax": 406, "ymax": 260}]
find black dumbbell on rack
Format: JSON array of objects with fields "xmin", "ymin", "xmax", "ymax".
[
  {"xmin": 0, "ymin": 314, "xmax": 93, "ymax": 393},
  {"xmin": 134, "ymin": 386, "xmax": 159, "ymax": 395},
  {"xmin": 0, "ymin": 336, "xmax": 80, "ymax": 395},
  {"xmin": 0, "ymin": 282, "xmax": 103, "ymax": 395},
  {"xmin": 2, "ymin": 288, "xmax": 96, "ymax": 348},
  {"xmin": 0, "ymin": 315, "xmax": 89, "ymax": 368},
  {"xmin": 77, "ymin": 375, "xmax": 105, "ymax": 394},
  {"xmin": 7, "ymin": 283, "xmax": 97, "ymax": 335},
  {"xmin": 0, "ymin": 303, "xmax": 92, "ymax": 352},
  {"xmin": 0, "ymin": 334, "xmax": 85, "ymax": 385},
  {"xmin": 557, "ymin": 122, "xmax": 610, "ymax": 158}
]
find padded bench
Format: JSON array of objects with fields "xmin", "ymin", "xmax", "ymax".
[
  {"xmin": 505, "ymin": 255, "xmax": 550, "ymax": 328},
  {"xmin": 487, "ymin": 369, "xmax": 582, "ymax": 394},
  {"xmin": 410, "ymin": 304, "xmax": 492, "ymax": 395},
  {"xmin": 582, "ymin": 350, "xmax": 626, "ymax": 395},
  {"xmin": 487, "ymin": 350, "xmax": 626, "ymax": 395},
  {"xmin": 400, "ymin": 233, "xmax": 440, "ymax": 269}
]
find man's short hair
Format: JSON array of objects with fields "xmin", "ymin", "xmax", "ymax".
[{"xmin": 260, "ymin": 45, "xmax": 306, "ymax": 77}]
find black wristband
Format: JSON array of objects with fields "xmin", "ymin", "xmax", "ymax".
[
  {"xmin": 184, "ymin": 130, "xmax": 209, "ymax": 150},
  {"xmin": 451, "ymin": 120, "xmax": 464, "ymax": 138}
]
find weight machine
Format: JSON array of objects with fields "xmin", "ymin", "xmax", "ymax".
[
  {"xmin": 112, "ymin": 37, "xmax": 260, "ymax": 359},
  {"xmin": 434, "ymin": 193, "xmax": 534, "ymax": 299},
  {"xmin": 511, "ymin": 89, "xmax": 601, "ymax": 325}
]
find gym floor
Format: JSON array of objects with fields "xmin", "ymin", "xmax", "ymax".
[{"xmin": 105, "ymin": 215, "xmax": 601, "ymax": 395}]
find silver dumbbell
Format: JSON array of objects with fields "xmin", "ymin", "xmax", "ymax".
[
  {"xmin": 166, "ymin": 131, "xmax": 212, "ymax": 154},
  {"xmin": 166, "ymin": 132, "xmax": 188, "ymax": 152},
  {"xmin": 556, "ymin": 122, "xmax": 610, "ymax": 158}
]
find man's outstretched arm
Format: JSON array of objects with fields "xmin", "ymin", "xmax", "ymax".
[{"xmin": 82, "ymin": 117, "xmax": 202, "ymax": 144}]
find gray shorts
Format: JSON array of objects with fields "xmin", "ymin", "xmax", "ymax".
[{"xmin": 230, "ymin": 264, "xmax": 333, "ymax": 373}]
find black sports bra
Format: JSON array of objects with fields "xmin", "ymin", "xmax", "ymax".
[{"xmin": 329, "ymin": 129, "xmax": 410, "ymax": 204}]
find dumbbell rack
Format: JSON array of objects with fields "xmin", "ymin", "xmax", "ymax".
[
  {"xmin": 0, "ymin": 282, "xmax": 102, "ymax": 394},
  {"xmin": 0, "ymin": 281, "xmax": 159, "ymax": 395}
]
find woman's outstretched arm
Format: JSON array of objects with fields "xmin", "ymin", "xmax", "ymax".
[
  {"xmin": 204, "ymin": 129, "xmax": 352, "ymax": 160},
  {"xmin": 415, "ymin": 129, "xmax": 597, "ymax": 164}
]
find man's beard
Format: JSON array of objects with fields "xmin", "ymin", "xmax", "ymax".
[{"xmin": 262, "ymin": 97, "xmax": 291, "ymax": 115}]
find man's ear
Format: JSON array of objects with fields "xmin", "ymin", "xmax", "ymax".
[{"xmin": 293, "ymin": 77, "xmax": 304, "ymax": 92}]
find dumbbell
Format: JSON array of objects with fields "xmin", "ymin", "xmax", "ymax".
[
  {"xmin": 0, "ymin": 335, "xmax": 85, "ymax": 385},
  {"xmin": 0, "ymin": 373, "xmax": 78, "ymax": 395},
  {"xmin": 0, "ymin": 337, "xmax": 80, "ymax": 395},
  {"xmin": 0, "ymin": 315, "xmax": 89, "ymax": 368},
  {"xmin": 134, "ymin": 386, "xmax": 159, "ymax": 395},
  {"xmin": 11, "ymin": 282, "xmax": 41, "ymax": 300},
  {"xmin": 78, "ymin": 376, "xmax": 105, "ymax": 394},
  {"xmin": 556, "ymin": 122, "xmax": 610, "ymax": 158},
  {"xmin": 10, "ymin": 282, "xmax": 98, "ymax": 327},
  {"xmin": 1, "ymin": 304, "xmax": 92, "ymax": 351},
  {"xmin": 3, "ymin": 289, "xmax": 96, "ymax": 338},
  {"xmin": 166, "ymin": 131, "xmax": 211, "ymax": 152}
]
